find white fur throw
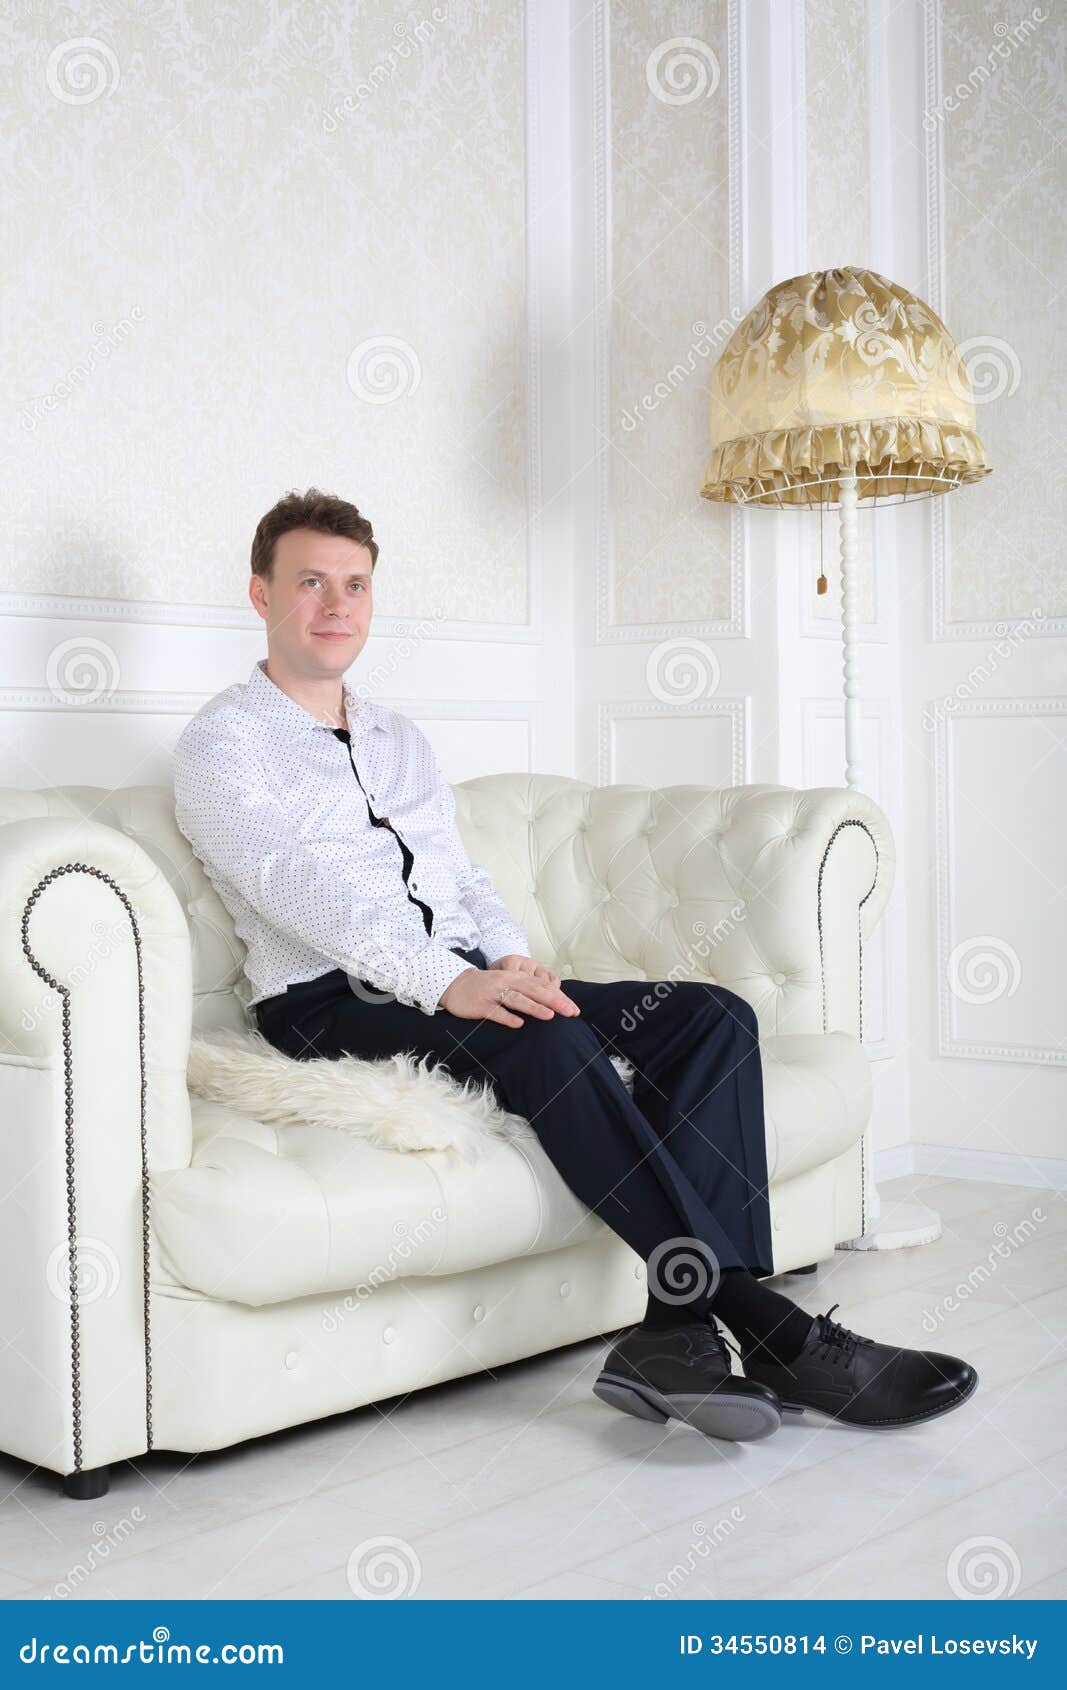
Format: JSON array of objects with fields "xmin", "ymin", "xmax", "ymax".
[{"xmin": 187, "ymin": 1028, "xmax": 636, "ymax": 1164}]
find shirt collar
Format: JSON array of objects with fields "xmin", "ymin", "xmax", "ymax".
[{"xmin": 249, "ymin": 657, "xmax": 389, "ymax": 739}]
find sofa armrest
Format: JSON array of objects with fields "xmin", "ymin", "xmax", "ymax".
[
  {"xmin": 678, "ymin": 783, "xmax": 895, "ymax": 1044},
  {"xmin": 0, "ymin": 815, "xmax": 193, "ymax": 1479}
]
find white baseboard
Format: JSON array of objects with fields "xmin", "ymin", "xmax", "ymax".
[{"xmin": 874, "ymin": 1142, "xmax": 1067, "ymax": 1191}]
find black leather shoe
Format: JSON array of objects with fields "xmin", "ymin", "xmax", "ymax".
[
  {"xmin": 593, "ymin": 1318, "xmax": 782, "ymax": 1442},
  {"xmin": 740, "ymin": 1303, "xmax": 979, "ymax": 1429}
]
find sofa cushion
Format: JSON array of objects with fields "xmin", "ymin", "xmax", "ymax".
[{"xmin": 149, "ymin": 1031, "xmax": 867, "ymax": 1307}]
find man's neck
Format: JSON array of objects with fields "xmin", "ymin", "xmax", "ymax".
[{"xmin": 264, "ymin": 657, "xmax": 346, "ymax": 727}]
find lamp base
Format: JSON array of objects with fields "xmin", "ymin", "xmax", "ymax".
[{"xmin": 838, "ymin": 1197, "xmax": 942, "ymax": 1251}]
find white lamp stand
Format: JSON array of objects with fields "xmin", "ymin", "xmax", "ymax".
[{"xmin": 832, "ymin": 467, "xmax": 942, "ymax": 1251}]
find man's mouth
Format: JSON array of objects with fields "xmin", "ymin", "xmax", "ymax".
[{"xmin": 313, "ymin": 630, "xmax": 351, "ymax": 640}]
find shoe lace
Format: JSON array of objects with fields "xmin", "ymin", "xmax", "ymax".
[
  {"xmin": 811, "ymin": 1303, "xmax": 870, "ymax": 1369},
  {"xmin": 692, "ymin": 1314, "xmax": 733, "ymax": 1365}
]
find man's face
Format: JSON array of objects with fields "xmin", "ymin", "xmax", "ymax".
[{"xmin": 251, "ymin": 527, "xmax": 374, "ymax": 677}]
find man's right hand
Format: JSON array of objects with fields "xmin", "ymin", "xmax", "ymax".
[{"xmin": 438, "ymin": 966, "xmax": 582, "ymax": 1027}]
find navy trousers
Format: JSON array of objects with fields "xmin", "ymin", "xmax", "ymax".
[{"xmin": 253, "ymin": 945, "xmax": 775, "ymax": 1280}]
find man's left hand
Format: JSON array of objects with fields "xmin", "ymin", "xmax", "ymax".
[{"xmin": 487, "ymin": 953, "xmax": 562, "ymax": 990}]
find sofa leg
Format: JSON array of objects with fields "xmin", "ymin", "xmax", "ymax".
[
  {"xmin": 786, "ymin": 1262, "xmax": 819, "ymax": 1275},
  {"xmin": 62, "ymin": 1466, "xmax": 110, "ymax": 1500}
]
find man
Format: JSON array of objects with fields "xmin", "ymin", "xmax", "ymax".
[{"xmin": 171, "ymin": 487, "xmax": 978, "ymax": 1446}]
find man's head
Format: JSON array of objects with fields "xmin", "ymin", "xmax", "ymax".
[{"xmin": 249, "ymin": 488, "xmax": 377, "ymax": 684}]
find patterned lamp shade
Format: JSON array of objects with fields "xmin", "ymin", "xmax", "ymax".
[{"xmin": 700, "ymin": 267, "xmax": 992, "ymax": 508}]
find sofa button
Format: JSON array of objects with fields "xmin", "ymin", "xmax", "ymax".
[
  {"xmin": 382, "ymin": 1326, "xmax": 397, "ymax": 1343},
  {"xmin": 284, "ymin": 1351, "xmax": 299, "ymax": 1370},
  {"xmin": 473, "ymin": 1304, "xmax": 485, "ymax": 1321},
  {"xmin": 559, "ymin": 1281, "xmax": 571, "ymax": 1297},
  {"xmin": 633, "ymin": 1263, "xmax": 644, "ymax": 1279},
  {"xmin": 773, "ymin": 971, "xmax": 786, "ymax": 985}
]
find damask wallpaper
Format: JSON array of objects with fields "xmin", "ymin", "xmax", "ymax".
[
  {"xmin": 607, "ymin": 0, "xmax": 734, "ymax": 630},
  {"xmin": 2, "ymin": 1, "xmax": 528, "ymax": 625},
  {"xmin": 938, "ymin": 0, "xmax": 1065, "ymax": 626}
]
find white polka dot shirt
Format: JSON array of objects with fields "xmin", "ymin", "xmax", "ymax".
[{"xmin": 171, "ymin": 657, "xmax": 531, "ymax": 1015}]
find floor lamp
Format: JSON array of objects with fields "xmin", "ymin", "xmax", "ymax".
[{"xmin": 700, "ymin": 267, "xmax": 992, "ymax": 1249}]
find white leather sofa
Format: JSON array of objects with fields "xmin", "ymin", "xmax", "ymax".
[{"xmin": 0, "ymin": 774, "xmax": 893, "ymax": 1498}]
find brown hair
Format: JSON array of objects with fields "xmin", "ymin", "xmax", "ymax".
[{"xmin": 250, "ymin": 487, "xmax": 379, "ymax": 583}]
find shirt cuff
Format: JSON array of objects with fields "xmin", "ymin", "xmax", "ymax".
[
  {"xmin": 478, "ymin": 924, "xmax": 532, "ymax": 968},
  {"xmin": 397, "ymin": 942, "xmax": 479, "ymax": 1017}
]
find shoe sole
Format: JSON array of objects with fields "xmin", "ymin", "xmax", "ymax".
[
  {"xmin": 593, "ymin": 1370, "xmax": 781, "ymax": 1442},
  {"xmin": 776, "ymin": 1367, "xmax": 980, "ymax": 1429}
]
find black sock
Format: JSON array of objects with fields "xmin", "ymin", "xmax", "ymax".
[
  {"xmin": 709, "ymin": 1267, "xmax": 814, "ymax": 1364},
  {"xmin": 641, "ymin": 1288, "xmax": 709, "ymax": 1329}
]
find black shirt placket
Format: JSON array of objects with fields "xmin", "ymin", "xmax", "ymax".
[{"xmin": 331, "ymin": 726, "xmax": 436, "ymax": 938}]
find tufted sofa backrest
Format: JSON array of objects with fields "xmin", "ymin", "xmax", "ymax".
[{"xmin": 0, "ymin": 774, "xmax": 894, "ymax": 1043}]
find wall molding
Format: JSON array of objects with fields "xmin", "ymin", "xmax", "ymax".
[
  {"xmin": 933, "ymin": 695, "xmax": 1066, "ymax": 1066},
  {"xmin": 0, "ymin": 685, "xmax": 539, "ymax": 727},
  {"xmin": 596, "ymin": 697, "xmax": 747, "ymax": 788},
  {"xmin": 0, "ymin": 593, "xmax": 545, "ymax": 645},
  {"xmin": 592, "ymin": 0, "xmax": 747, "ymax": 646},
  {"xmin": 874, "ymin": 1140, "xmax": 1067, "ymax": 1192}
]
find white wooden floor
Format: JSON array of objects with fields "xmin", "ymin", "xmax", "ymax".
[{"xmin": 1, "ymin": 1172, "xmax": 1064, "ymax": 1601}]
